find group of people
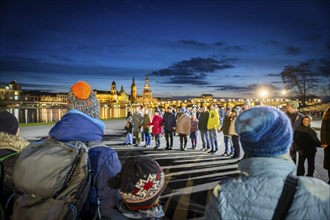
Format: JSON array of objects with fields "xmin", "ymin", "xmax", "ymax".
[{"xmin": 1, "ymin": 80, "xmax": 329, "ymax": 219}]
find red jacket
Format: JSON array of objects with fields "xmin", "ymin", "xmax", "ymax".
[{"xmin": 147, "ymin": 114, "xmax": 163, "ymax": 134}]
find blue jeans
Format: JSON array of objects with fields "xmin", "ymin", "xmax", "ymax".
[
  {"xmin": 224, "ymin": 135, "xmax": 234, "ymax": 154},
  {"xmin": 208, "ymin": 128, "xmax": 218, "ymax": 152},
  {"xmin": 200, "ymin": 130, "xmax": 210, "ymax": 149},
  {"xmin": 124, "ymin": 132, "xmax": 133, "ymax": 144},
  {"xmin": 144, "ymin": 132, "xmax": 151, "ymax": 146}
]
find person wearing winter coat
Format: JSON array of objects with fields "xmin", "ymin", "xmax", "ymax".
[
  {"xmin": 286, "ymin": 101, "xmax": 304, "ymax": 164},
  {"xmin": 205, "ymin": 106, "xmax": 330, "ymax": 220},
  {"xmin": 124, "ymin": 111, "xmax": 133, "ymax": 145},
  {"xmin": 109, "ymin": 157, "xmax": 165, "ymax": 220},
  {"xmin": 198, "ymin": 105, "xmax": 210, "ymax": 151},
  {"xmin": 228, "ymin": 109, "xmax": 240, "ymax": 159},
  {"xmin": 176, "ymin": 107, "xmax": 191, "ymax": 151},
  {"xmin": 162, "ymin": 106, "xmax": 176, "ymax": 150},
  {"xmin": 207, "ymin": 103, "xmax": 220, "ymax": 154},
  {"xmin": 142, "ymin": 109, "xmax": 152, "ymax": 148},
  {"xmin": 0, "ymin": 110, "xmax": 30, "ymax": 220},
  {"xmin": 147, "ymin": 109, "xmax": 163, "ymax": 149},
  {"xmin": 132, "ymin": 107, "xmax": 144, "ymax": 147},
  {"xmin": 321, "ymin": 107, "xmax": 330, "ymax": 184},
  {"xmin": 220, "ymin": 107, "xmax": 234, "ymax": 156},
  {"xmin": 190, "ymin": 113, "xmax": 199, "ymax": 149},
  {"xmin": 48, "ymin": 81, "xmax": 122, "ymax": 219},
  {"xmin": 294, "ymin": 115, "xmax": 321, "ymax": 177}
]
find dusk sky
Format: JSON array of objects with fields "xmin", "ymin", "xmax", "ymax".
[{"xmin": 1, "ymin": 0, "xmax": 329, "ymax": 99}]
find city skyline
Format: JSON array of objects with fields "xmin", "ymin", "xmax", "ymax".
[{"xmin": 1, "ymin": 0, "xmax": 329, "ymax": 99}]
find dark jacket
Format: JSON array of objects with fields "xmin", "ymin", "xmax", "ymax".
[
  {"xmin": 220, "ymin": 115, "xmax": 231, "ymax": 135},
  {"xmin": 49, "ymin": 109, "xmax": 122, "ymax": 219},
  {"xmin": 294, "ymin": 125, "xmax": 320, "ymax": 154},
  {"xmin": 198, "ymin": 111, "xmax": 209, "ymax": 131},
  {"xmin": 287, "ymin": 111, "xmax": 304, "ymax": 131},
  {"xmin": 162, "ymin": 112, "xmax": 176, "ymax": 131},
  {"xmin": 321, "ymin": 117, "xmax": 330, "ymax": 170}
]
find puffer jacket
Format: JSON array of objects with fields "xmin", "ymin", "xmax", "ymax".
[
  {"xmin": 147, "ymin": 114, "xmax": 163, "ymax": 134},
  {"xmin": 207, "ymin": 109, "xmax": 220, "ymax": 130},
  {"xmin": 205, "ymin": 156, "xmax": 330, "ymax": 220},
  {"xmin": 0, "ymin": 133, "xmax": 29, "ymax": 218},
  {"xmin": 176, "ymin": 113, "xmax": 191, "ymax": 135},
  {"xmin": 49, "ymin": 109, "xmax": 121, "ymax": 219}
]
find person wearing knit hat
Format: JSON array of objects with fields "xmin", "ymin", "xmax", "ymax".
[
  {"xmin": 287, "ymin": 100, "xmax": 299, "ymax": 110},
  {"xmin": 0, "ymin": 110, "xmax": 30, "ymax": 219},
  {"xmin": 0, "ymin": 110, "xmax": 19, "ymax": 136},
  {"xmin": 109, "ymin": 156, "xmax": 165, "ymax": 219},
  {"xmin": 67, "ymin": 81, "xmax": 100, "ymax": 119},
  {"xmin": 286, "ymin": 100, "xmax": 304, "ymax": 164},
  {"xmin": 48, "ymin": 81, "xmax": 122, "ymax": 219},
  {"xmin": 176, "ymin": 106, "xmax": 191, "ymax": 151},
  {"xmin": 235, "ymin": 106, "xmax": 292, "ymax": 157},
  {"xmin": 205, "ymin": 106, "xmax": 330, "ymax": 220}
]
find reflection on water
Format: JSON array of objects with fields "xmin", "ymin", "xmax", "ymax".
[{"xmin": 7, "ymin": 107, "xmax": 129, "ymax": 123}]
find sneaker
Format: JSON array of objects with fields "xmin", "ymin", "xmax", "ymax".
[
  {"xmin": 201, "ymin": 148, "xmax": 206, "ymax": 151},
  {"xmin": 154, "ymin": 146, "xmax": 159, "ymax": 149},
  {"xmin": 221, "ymin": 153, "xmax": 229, "ymax": 156},
  {"xmin": 212, "ymin": 151, "xmax": 218, "ymax": 154},
  {"xmin": 207, "ymin": 149, "xmax": 212, "ymax": 153},
  {"xmin": 146, "ymin": 145, "xmax": 150, "ymax": 148}
]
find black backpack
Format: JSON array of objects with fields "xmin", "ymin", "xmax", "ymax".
[{"xmin": 12, "ymin": 137, "xmax": 91, "ymax": 220}]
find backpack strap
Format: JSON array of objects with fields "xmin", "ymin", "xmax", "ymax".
[{"xmin": 272, "ymin": 175, "xmax": 298, "ymax": 220}]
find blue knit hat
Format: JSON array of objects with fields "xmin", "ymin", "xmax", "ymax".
[
  {"xmin": 235, "ymin": 106, "xmax": 292, "ymax": 157},
  {"xmin": 180, "ymin": 107, "xmax": 186, "ymax": 113}
]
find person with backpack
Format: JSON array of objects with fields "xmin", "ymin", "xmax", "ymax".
[
  {"xmin": 13, "ymin": 81, "xmax": 122, "ymax": 220},
  {"xmin": 109, "ymin": 156, "xmax": 165, "ymax": 219},
  {"xmin": 205, "ymin": 106, "xmax": 330, "ymax": 219},
  {"xmin": 0, "ymin": 110, "xmax": 29, "ymax": 220}
]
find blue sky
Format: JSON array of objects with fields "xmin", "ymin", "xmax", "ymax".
[{"xmin": 1, "ymin": 0, "xmax": 329, "ymax": 99}]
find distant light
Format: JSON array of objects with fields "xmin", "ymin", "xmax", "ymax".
[{"xmin": 259, "ymin": 89, "xmax": 269, "ymax": 98}]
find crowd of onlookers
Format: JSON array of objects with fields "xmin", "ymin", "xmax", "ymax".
[{"xmin": 1, "ymin": 80, "xmax": 329, "ymax": 219}]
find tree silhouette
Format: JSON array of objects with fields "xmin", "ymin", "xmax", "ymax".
[{"xmin": 280, "ymin": 62, "xmax": 318, "ymax": 107}]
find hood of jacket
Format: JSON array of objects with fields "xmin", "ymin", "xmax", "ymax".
[
  {"xmin": 49, "ymin": 109, "xmax": 105, "ymax": 142},
  {"xmin": 0, "ymin": 132, "xmax": 30, "ymax": 152}
]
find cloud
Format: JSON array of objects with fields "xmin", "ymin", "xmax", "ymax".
[
  {"xmin": 213, "ymin": 41, "xmax": 226, "ymax": 46},
  {"xmin": 152, "ymin": 57, "xmax": 235, "ymax": 85},
  {"xmin": 48, "ymin": 55, "xmax": 75, "ymax": 62},
  {"xmin": 223, "ymin": 45, "xmax": 245, "ymax": 52},
  {"xmin": 262, "ymin": 40, "xmax": 280, "ymax": 46},
  {"xmin": 266, "ymin": 73, "xmax": 281, "ymax": 77},
  {"xmin": 178, "ymin": 40, "xmax": 208, "ymax": 47},
  {"xmin": 209, "ymin": 83, "xmax": 278, "ymax": 95},
  {"xmin": 284, "ymin": 46, "xmax": 302, "ymax": 56}
]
